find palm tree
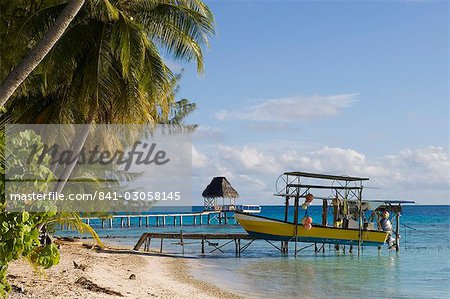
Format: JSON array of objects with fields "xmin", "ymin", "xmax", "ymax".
[
  {"xmin": 3, "ymin": 0, "xmax": 214, "ymax": 125},
  {"xmin": 3, "ymin": 0, "xmax": 214, "ymax": 192},
  {"xmin": 0, "ymin": 2, "xmax": 214, "ymax": 293},
  {"xmin": 159, "ymin": 73, "xmax": 198, "ymax": 131},
  {"xmin": 0, "ymin": 0, "xmax": 86, "ymax": 106}
]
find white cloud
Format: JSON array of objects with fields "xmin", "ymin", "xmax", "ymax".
[
  {"xmin": 238, "ymin": 174, "xmax": 266, "ymax": 189},
  {"xmin": 192, "ymin": 126, "xmax": 224, "ymax": 141},
  {"xmin": 373, "ymin": 146, "xmax": 450, "ymax": 190},
  {"xmin": 192, "ymin": 144, "xmax": 450, "ymax": 204},
  {"xmin": 192, "ymin": 146, "xmax": 208, "ymax": 168},
  {"xmin": 215, "ymin": 93, "xmax": 358, "ymax": 122},
  {"xmin": 217, "ymin": 144, "xmax": 281, "ymax": 175},
  {"xmin": 279, "ymin": 146, "xmax": 366, "ymax": 174},
  {"xmin": 245, "ymin": 122, "xmax": 295, "ymax": 132}
]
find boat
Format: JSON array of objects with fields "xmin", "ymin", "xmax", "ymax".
[
  {"xmin": 236, "ymin": 204, "xmax": 261, "ymax": 214},
  {"xmin": 235, "ymin": 171, "xmax": 414, "ymax": 252},
  {"xmin": 235, "ymin": 212, "xmax": 388, "ymax": 246}
]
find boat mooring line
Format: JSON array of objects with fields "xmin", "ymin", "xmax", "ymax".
[{"xmin": 403, "ymin": 223, "xmax": 449, "ymax": 240}]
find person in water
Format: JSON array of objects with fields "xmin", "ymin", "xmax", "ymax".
[{"xmin": 380, "ymin": 211, "xmax": 395, "ymax": 249}]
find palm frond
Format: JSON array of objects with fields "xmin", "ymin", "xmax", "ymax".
[
  {"xmin": 47, "ymin": 212, "xmax": 103, "ymax": 246},
  {"xmin": 132, "ymin": 0, "xmax": 214, "ymax": 73}
]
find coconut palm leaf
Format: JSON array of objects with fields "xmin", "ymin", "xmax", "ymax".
[
  {"xmin": 3, "ymin": 0, "xmax": 214, "ymax": 126},
  {"xmin": 47, "ymin": 212, "xmax": 103, "ymax": 246}
]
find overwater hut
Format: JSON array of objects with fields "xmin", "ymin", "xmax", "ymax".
[{"xmin": 202, "ymin": 177, "xmax": 239, "ymax": 212}]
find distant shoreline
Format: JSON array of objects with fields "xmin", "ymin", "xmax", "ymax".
[{"xmin": 7, "ymin": 239, "xmax": 243, "ymax": 299}]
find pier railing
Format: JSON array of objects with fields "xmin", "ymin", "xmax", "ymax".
[{"xmin": 70, "ymin": 210, "xmax": 237, "ymax": 229}]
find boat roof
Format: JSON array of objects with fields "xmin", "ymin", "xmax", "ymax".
[
  {"xmin": 273, "ymin": 194, "xmax": 415, "ymax": 204},
  {"xmin": 348, "ymin": 199, "xmax": 415, "ymax": 204},
  {"xmin": 284, "ymin": 171, "xmax": 369, "ymax": 181}
]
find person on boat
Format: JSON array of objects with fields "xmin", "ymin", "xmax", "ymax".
[
  {"xmin": 380, "ymin": 211, "xmax": 395, "ymax": 248},
  {"xmin": 347, "ymin": 209, "xmax": 360, "ymax": 229},
  {"xmin": 332, "ymin": 197, "xmax": 342, "ymax": 227},
  {"xmin": 302, "ymin": 193, "xmax": 314, "ymax": 209}
]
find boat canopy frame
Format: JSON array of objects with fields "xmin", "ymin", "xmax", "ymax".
[
  {"xmin": 275, "ymin": 171, "xmax": 366, "ymax": 203},
  {"xmin": 283, "ymin": 171, "xmax": 369, "ymax": 182},
  {"xmin": 273, "ymin": 171, "xmax": 413, "ymax": 256}
]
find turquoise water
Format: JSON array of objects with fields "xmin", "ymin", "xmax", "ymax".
[{"xmin": 58, "ymin": 205, "xmax": 450, "ymax": 298}]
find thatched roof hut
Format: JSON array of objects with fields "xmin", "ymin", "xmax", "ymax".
[{"xmin": 202, "ymin": 177, "xmax": 239, "ymax": 198}]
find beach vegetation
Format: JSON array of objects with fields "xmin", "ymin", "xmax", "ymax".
[
  {"xmin": 0, "ymin": 0, "xmax": 214, "ymax": 297},
  {"xmin": 0, "ymin": 129, "xmax": 60, "ymax": 297}
]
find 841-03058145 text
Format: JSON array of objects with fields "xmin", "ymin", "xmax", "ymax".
[{"xmin": 9, "ymin": 191, "xmax": 181, "ymax": 201}]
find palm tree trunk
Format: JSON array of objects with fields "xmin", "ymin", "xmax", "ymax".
[
  {"xmin": 0, "ymin": 0, "xmax": 85, "ymax": 107},
  {"xmin": 53, "ymin": 120, "xmax": 92, "ymax": 194}
]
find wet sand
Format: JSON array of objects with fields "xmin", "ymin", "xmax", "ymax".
[{"xmin": 7, "ymin": 240, "xmax": 244, "ymax": 299}]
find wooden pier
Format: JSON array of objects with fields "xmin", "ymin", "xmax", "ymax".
[
  {"xmin": 73, "ymin": 211, "xmax": 236, "ymax": 229},
  {"xmin": 134, "ymin": 232, "xmax": 255, "ymax": 255},
  {"xmin": 133, "ymin": 232, "xmax": 336, "ymax": 256}
]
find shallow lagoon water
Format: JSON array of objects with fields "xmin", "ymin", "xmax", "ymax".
[
  {"xmin": 58, "ymin": 205, "xmax": 450, "ymax": 298},
  {"xmin": 190, "ymin": 245, "xmax": 449, "ymax": 298},
  {"xmin": 188, "ymin": 205, "xmax": 450, "ymax": 298}
]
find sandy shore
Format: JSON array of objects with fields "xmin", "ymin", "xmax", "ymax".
[{"xmin": 7, "ymin": 240, "xmax": 244, "ymax": 299}]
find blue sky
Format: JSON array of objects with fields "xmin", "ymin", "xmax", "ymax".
[{"xmin": 170, "ymin": 1, "xmax": 449, "ymax": 204}]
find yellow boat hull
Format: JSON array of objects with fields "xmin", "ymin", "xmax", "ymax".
[{"xmin": 235, "ymin": 212, "xmax": 388, "ymax": 246}]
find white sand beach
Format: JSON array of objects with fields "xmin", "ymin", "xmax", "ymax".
[{"xmin": 7, "ymin": 240, "xmax": 243, "ymax": 299}]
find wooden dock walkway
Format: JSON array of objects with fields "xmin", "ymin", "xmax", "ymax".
[
  {"xmin": 75, "ymin": 210, "xmax": 236, "ymax": 229},
  {"xmin": 134, "ymin": 232, "xmax": 256, "ymax": 255},
  {"xmin": 133, "ymin": 232, "xmax": 342, "ymax": 256}
]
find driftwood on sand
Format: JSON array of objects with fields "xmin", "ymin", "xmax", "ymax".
[{"xmin": 75, "ymin": 276, "xmax": 123, "ymax": 297}]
